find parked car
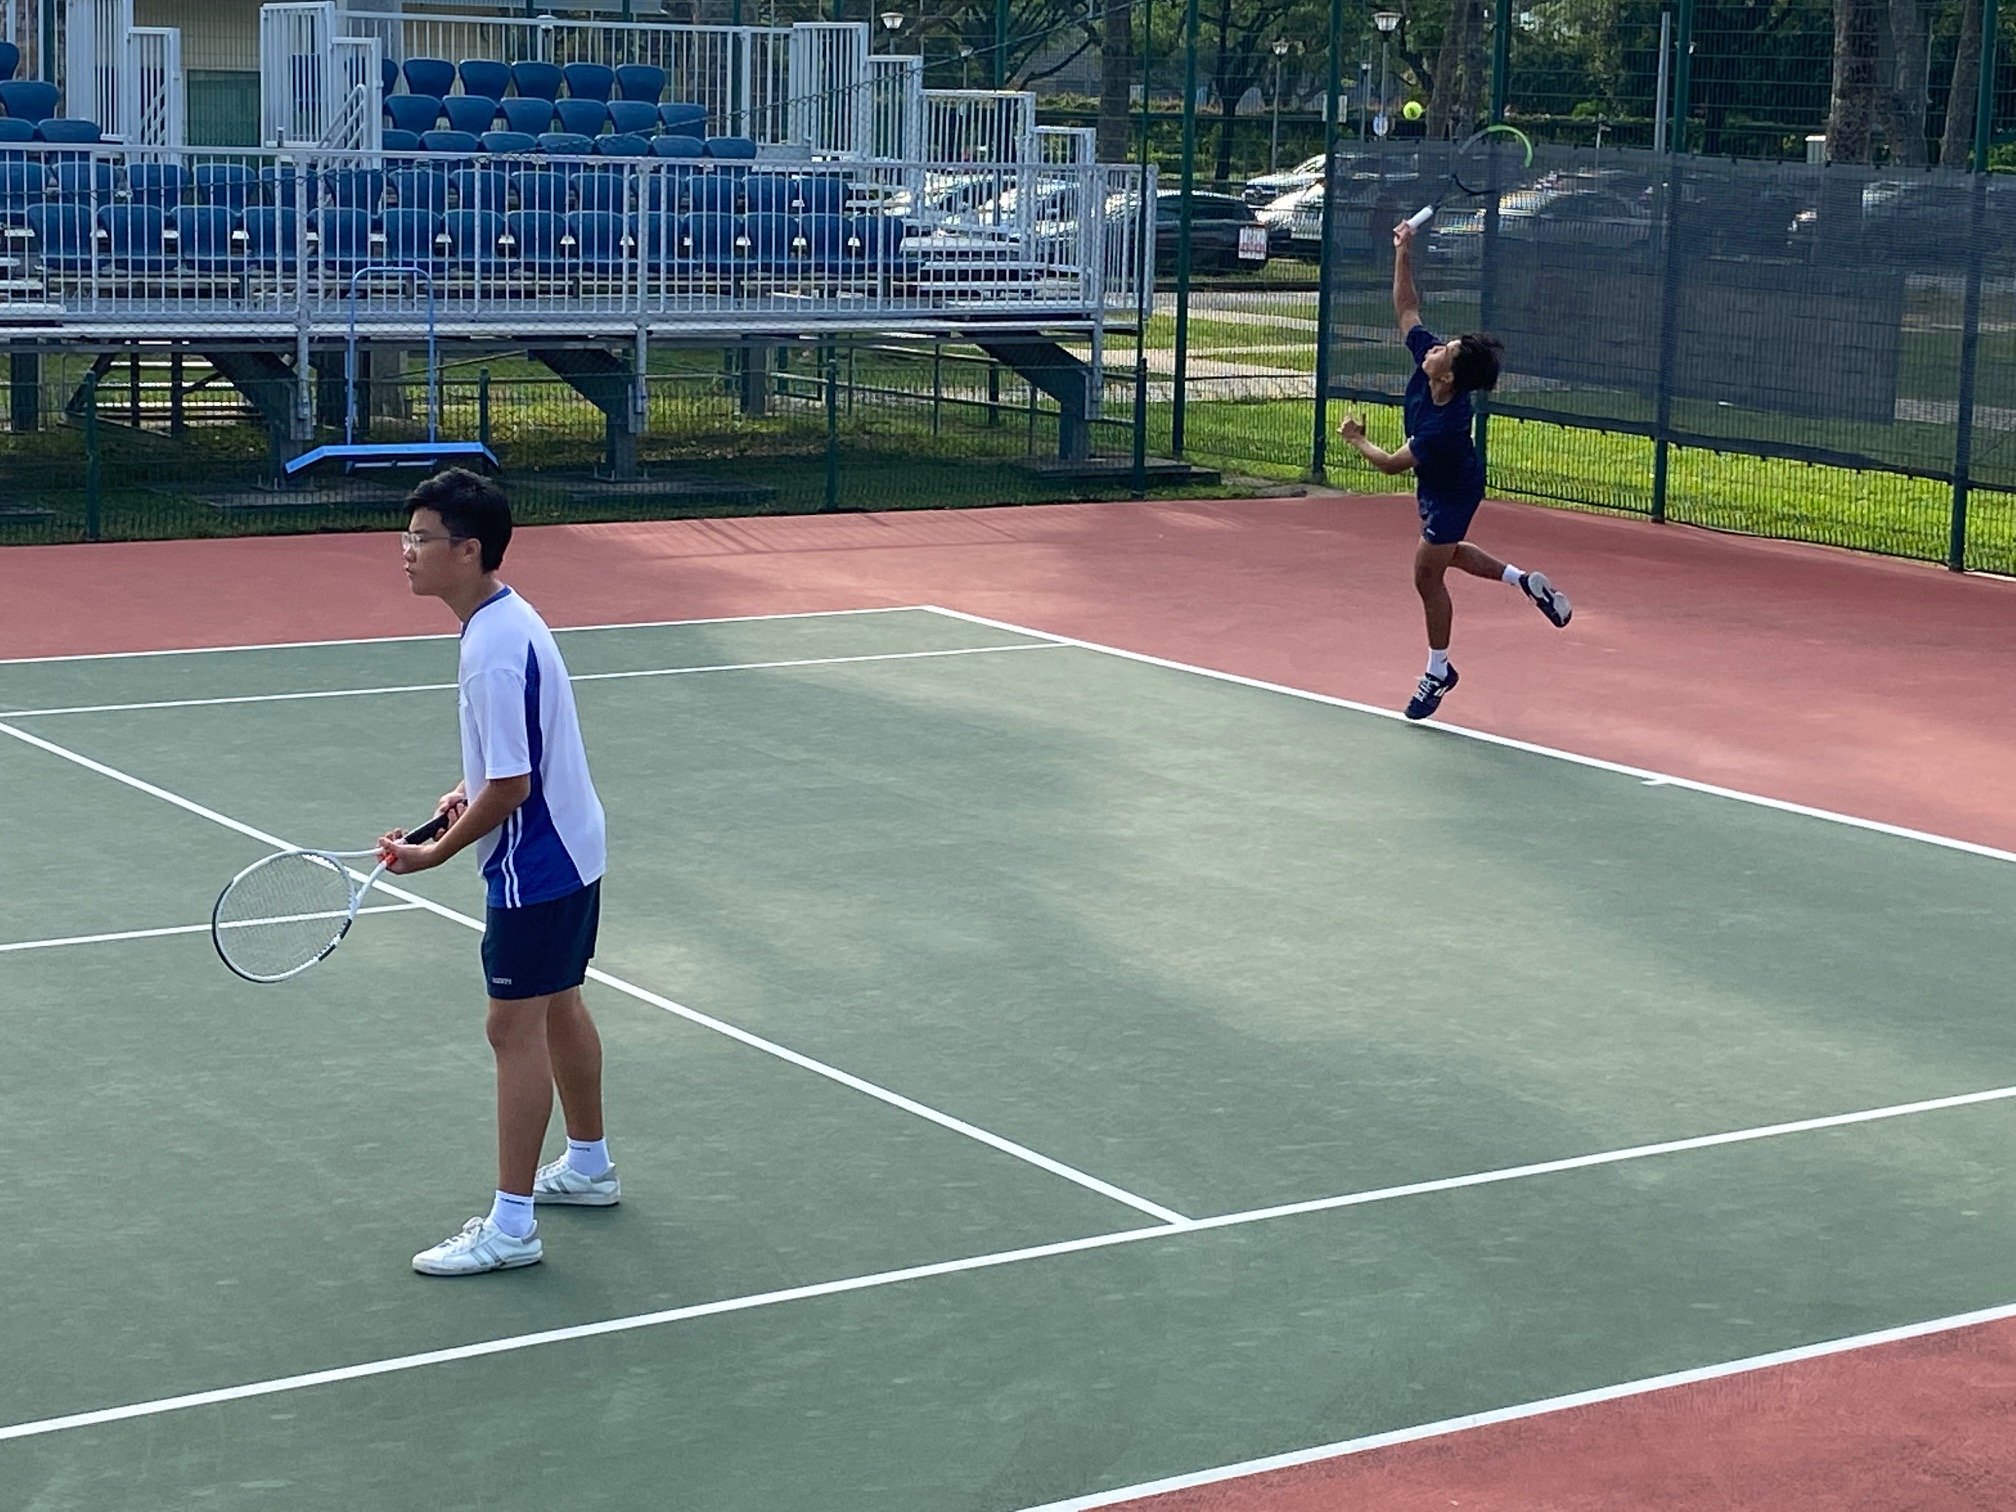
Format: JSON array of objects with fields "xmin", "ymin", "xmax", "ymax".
[
  {"xmin": 1425, "ymin": 184, "xmax": 1654, "ymax": 265},
  {"xmin": 1242, "ymin": 152, "xmax": 1327, "ymax": 206}
]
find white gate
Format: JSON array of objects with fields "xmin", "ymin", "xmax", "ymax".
[
  {"xmin": 63, "ymin": 0, "xmax": 127, "ymax": 129},
  {"xmin": 120, "ymin": 26, "xmax": 183, "ymax": 148},
  {"xmin": 787, "ymin": 21, "xmax": 870, "ymax": 156},
  {"xmin": 868, "ymin": 53, "xmax": 922, "ymax": 162},
  {"xmin": 923, "ymin": 89, "xmax": 1037, "ymax": 164}
]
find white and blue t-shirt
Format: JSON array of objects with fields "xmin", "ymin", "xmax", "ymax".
[{"xmin": 457, "ymin": 586, "xmax": 606, "ymax": 909}]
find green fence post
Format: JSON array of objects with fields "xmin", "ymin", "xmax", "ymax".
[
  {"xmin": 82, "ymin": 370, "xmax": 101, "ymax": 542},
  {"xmin": 1949, "ymin": 0, "xmax": 1999, "ymax": 569},
  {"xmin": 478, "ymin": 368, "xmax": 492, "ymax": 452},
  {"xmin": 824, "ymin": 350, "xmax": 840, "ymax": 511},
  {"xmin": 1308, "ymin": 0, "xmax": 1343, "ymax": 481},
  {"xmin": 1473, "ymin": 0, "xmax": 1513, "ymax": 483},
  {"xmin": 1171, "ymin": 0, "xmax": 1200, "ymax": 458}
]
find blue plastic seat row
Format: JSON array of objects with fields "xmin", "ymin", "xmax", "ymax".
[
  {"xmin": 378, "ymin": 129, "xmax": 752, "ymax": 162},
  {"xmin": 21, "ymin": 202, "xmax": 909, "ymax": 279},
  {"xmin": 0, "ymin": 114, "xmax": 102, "ymax": 145},
  {"xmin": 387, "ymin": 95, "xmax": 700, "ymax": 138},
  {"xmin": 391, "ymin": 59, "xmax": 670, "ymax": 106}
]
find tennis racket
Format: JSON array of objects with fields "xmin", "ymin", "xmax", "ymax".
[
  {"xmin": 211, "ymin": 812, "xmax": 451, "ymax": 983},
  {"xmin": 1405, "ymin": 123, "xmax": 1535, "ymax": 230}
]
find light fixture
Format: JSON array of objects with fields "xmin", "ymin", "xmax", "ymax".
[
  {"xmin": 1272, "ymin": 37, "xmax": 1291, "ymax": 56},
  {"xmin": 1373, "ymin": 9, "xmax": 1402, "ymax": 31},
  {"xmin": 880, "ymin": 10, "xmax": 904, "ymax": 29}
]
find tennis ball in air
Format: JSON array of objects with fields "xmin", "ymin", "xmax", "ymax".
[{"xmin": 1403, "ymin": 100, "xmax": 1423, "ymax": 121}]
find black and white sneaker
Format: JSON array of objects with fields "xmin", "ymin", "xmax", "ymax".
[
  {"xmin": 1405, "ymin": 664, "xmax": 1458, "ymax": 721},
  {"xmin": 1520, "ymin": 571, "xmax": 1572, "ymax": 627}
]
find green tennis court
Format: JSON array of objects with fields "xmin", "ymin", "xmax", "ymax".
[{"xmin": 4, "ymin": 605, "xmax": 2015, "ymax": 1510}]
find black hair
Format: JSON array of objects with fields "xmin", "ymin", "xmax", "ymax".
[
  {"xmin": 407, "ymin": 468, "xmax": 511, "ymax": 572},
  {"xmin": 1450, "ymin": 332, "xmax": 1505, "ymax": 395}
]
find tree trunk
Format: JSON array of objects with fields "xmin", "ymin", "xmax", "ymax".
[
  {"xmin": 1210, "ymin": 0, "xmax": 1237, "ymax": 183},
  {"xmin": 1879, "ymin": 0, "xmax": 1929, "ymax": 166},
  {"xmin": 1826, "ymin": 0, "xmax": 1880, "ymax": 164},
  {"xmin": 1456, "ymin": 0, "xmax": 1489, "ymax": 133},
  {"xmin": 1940, "ymin": 0, "xmax": 1982, "ymax": 166},
  {"xmin": 1427, "ymin": 1, "xmax": 1470, "ymax": 136},
  {"xmin": 1097, "ymin": 0, "xmax": 1133, "ymax": 162}
]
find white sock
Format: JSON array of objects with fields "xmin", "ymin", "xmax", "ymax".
[
  {"xmin": 566, "ymin": 1138, "xmax": 612, "ymax": 1177},
  {"xmin": 1427, "ymin": 648, "xmax": 1449, "ymax": 677},
  {"xmin": 489, "ymin": 1190, "xmax": 536, "ymax": 1239},
  {"xmin": 1501, "ymin": 564, "xmax": 1525, "ymax": 586}
]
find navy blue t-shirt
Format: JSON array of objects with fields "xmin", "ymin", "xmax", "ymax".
[{"xmin": 1403, "ymin": 325, "xmax": 1485, "ymax": 513}]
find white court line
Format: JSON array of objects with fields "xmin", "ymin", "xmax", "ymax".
[
  {"xmin": 0, "ymin": 642, "xmax": 1064, "ymax": 719},
  {"xmin": 0, "ymin": 904, "xmax": 421, "ymax": 955},
  {"xmin": 6, "ymin": 1078, "xmax": 2015, "ymax": 1444},
  {"xmin": 919, "ymin": 605, "xmax": 2016, "ymax": 869},
  {"xmin": 0, "ymin": 718, "xmax": 1186, "ymax": 1229},
  {"xmin": 1009, "ymin": 1296, "xmax": 2016, "ymax": 1510},
  {"xmin": 0, "ymin": 604, "xmax": 923, "ymax": 667}
]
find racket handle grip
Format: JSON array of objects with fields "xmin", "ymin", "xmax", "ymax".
[
  {"xmin": 1405, "ymin": 206, "xmax": 1435, "ymax": 230},
  {"xmin": 404, "ymin": 813, "xmax": 450, "ymax": 845}
]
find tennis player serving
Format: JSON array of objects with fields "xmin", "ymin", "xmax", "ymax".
[
  {"xmin": 379, "ymin": 468, "xmax": 620, "ymax": 1276},
  {"xmin": 1337, "ymin": 219, "xmax": 1571, "ymax": 721}
]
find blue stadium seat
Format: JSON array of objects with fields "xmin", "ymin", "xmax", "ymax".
[
  {"xmin": 534, "ymin": 132, "xmax": 594, "ymax": 159},
  {"xmin": 441, "ymin": 95, "xmax": 497, "ymax": 135},
  {"xmin": 36, "ymin": 119, "xmax": 103, "ymax": 150},
  {"xmin": 0, "ymin": 117, "xmax": 33, "ymax": 159},
  {"xmin": 51, "ymin": 160, "xmax": 115, "ymax": 202},
  {"xmin": 27, "ymin": 202, "xmax": 96, "ymax": 273},
  {"xmin": 605, "ymin": 100, "xmax": 658, "ymax": 137},
  {"xmin": 0, "ymin": 80, "xmax": 59, "ymax": 123},
  {"xmin": 100, "ymin": 204, "xmax": 172, "ymax": 274},
  {"xmin": 128, "ymin": 163, "xmax": 188, "ymax": 207},
  {"xmin": 658, "ymin": 102, "xmax": 708, "ymax": 135},
  {"xmin": 704, "ymin": 135, "xmax": 758, "ymax": 162},
  {"xmin": 323, "ymin": 167, "xmax": 387, "ymax": 209},
  {"xmin": 510, "ymin": 169, "xmax": 569, "ymax": 212},
  {"xmin": 593, "ymin": 133, "xmax": 650, "ymax": 160},
  {"xmin": 419, "ymin": 129, "xmax": 480, "ymax": 157},
  {"xmin": 794, "ymin": 174, "xmax": 847, "ymax": 216},
  {"xmin": 258, "ymin": 165, "xmax": 314, "ymax": 208},
  {"xmin": 479, "ymin": 130, "xmax": 537, "ymax": 157},
  {"xmin": 615, "ymin": 64, "xmax": 666, "ymax": 103},
  {"xmin": 553, "ymin": 99, "xmax": 605, "ymax": 137},
  {"xmin": 846, "ymin": 212, "xmax": 906, "ymax": 266},
  {"xmin": 649, "ymin": 133, "xmax": 704, "ymax": 160},
  {"xmin": 402, "ymin": 58, "xmax": 456, "ymax": 99},
  {"xmin": 682, "ymin": 211, "xmax": 745, "ymax": 272},
  {"xmin": 169, "ymin": 205, "xmax": 240, "ymax": 275},
  {"xmin": 503, "ymin": 208, "xmax": 566, "ymax": 274},
  {"xmin": 443, "ymin": 208, "xmax": 505, "ymax": 277},
  {"xmin": 744, "ymin": 175, "xmax": 791, "ymax": 215},
  {"xmin": 194, "ymin": 163, "xmax": 256, "ymax": 209},
  {"xmin": 561, "ymin": 63, "xmax": 615, "ymax": 103},
  {"xmin": 311, "ymin": 207, "xmax": 374, "ymax": 275},
  {"xmin": 458, "ymin": 59, "xmax": 511, "ymax": 102},
  {"xmin": 381, "ymin": 128, "xmax": 423, "ymax": 154},
  {"xmin": 567, "ymin": 209, "xmax": 626, "ymax": 274},
  {"xmin": 641, "ymin": 170, "xmax": 692, "ymax": 216},
  {"xmin": 570, "ymin": 168, "xmax": 626, "ymax": 213},
  {"xmin": 511, "ymin": 61, "xmax": 562, "ymax": 102},
  {"xmin": 637, "ymin": 202, "xmax": 682, "ymax": 265},
  {"xmin": 382, "ymin": 58, "xmax": 399, "ymax": 97},
  {"xmin": 381, "ymin": 208, "xmax": 445, "ymax": 270},
  {"xmin": 449, "ymin": 167, "xmax": 510, "ymax": 212},
  {"xmin": 689, "ymin": 174, "xmax": 739, "ymax": 214},
  {"xmin": 498, "ymin": 97, "xmax": 553, "ymax": 136},
  {"xmin": 384, "ymin": 94, "xmax": 441, "ymax": 134},
  {"xmin": 389, "ymin": 168, "xmax": 448, "ymax": 211},
  {"xmin": 0, "ymin": 41, "xmax": 20, "ymax": 82},
  {"xmin": 0, "ymin": 160, "xmax": 41, "ymax": 222},
  {"xmin": 744, "ymin": 210, "xmax": 795, "ymax": 272},
  {"xmin": 797, "ymin": 212, "xmax": 848, "ymax": 273},
  {"xmin": 243, "ymin": 206, "xmax": 302, "ymax": 272}
]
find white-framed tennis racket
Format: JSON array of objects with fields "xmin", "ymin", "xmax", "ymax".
[{"xmin": 211, "ymin": 812, "xmax": 451, "ymax": 983}]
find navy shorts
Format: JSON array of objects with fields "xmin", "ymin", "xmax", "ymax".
[
  {"xmin": 1419, "ymin": 495, "xmax": 1483, "ymax": 545},
  {"xmin": 481, "ymin": 880, "xmax": 601, "ymax": 1000}
]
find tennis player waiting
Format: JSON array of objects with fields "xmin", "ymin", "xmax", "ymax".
[
  {"xmin": 1336, "ymin": 219, "xmax": 1571, "ymax": 721},
  {"xmin": 378, "ymin": 468, "xmax": 619, "ymax": 1277}
]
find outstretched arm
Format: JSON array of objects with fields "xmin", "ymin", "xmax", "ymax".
[{"xmin": 1392, "ymin": 220, "xmax": 1421, "ymax": 336}]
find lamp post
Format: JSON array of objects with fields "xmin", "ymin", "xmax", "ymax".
[
  {"xmin": 1360, "ymin": 58, "xmax": 1371, "ymax": 141},
  {"xmin": 1372, "ymin": 10, "xmax": 1400, "ymax": 139},
  {"xmin": 1269, "ymin": 38, "xmax": 1291, "ymax": 172},
  {"xmin": 879, "ymin": 10, "xmax": 904, "ymax": 50},
  {"xmin": 959, "ymin": 43, "xmax": 974, "ymax": 87}
]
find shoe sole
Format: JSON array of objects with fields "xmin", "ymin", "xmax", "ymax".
[
  {"xmin": 412, "ymin": 1250, "xmax": 543, "ymax": 1276},
  {"xmin": 533, "ymin": 1189, "xmax": 621, "ymax": 1207},
  {"xmin": 1525, "ymin": 573, "xmax": 1572, "ymax": 627}
]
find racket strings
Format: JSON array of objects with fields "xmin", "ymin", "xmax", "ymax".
[{"xmin": 214, "ymin": 851, "xmax": 359, "ymax": 980}]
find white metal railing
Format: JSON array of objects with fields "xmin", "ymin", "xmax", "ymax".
[
  {"xmin": 0, "ymin": 144, "xmax": 1139, "ymax": 332},
  {"xmin": 787, "ymin": 22, "xmax": 869, "ymax": 156},
  {"xmin": 923, "ymin": 90, "xmax": 1037, "ymax": 166},
  {"xmin": 1034, "ymin": 125, "xmax": 1095, "ymax": 166},
  {"xmin": 63, "ymin": 0, "xmax": 127, "ymax": 131},
  {"xmin": 261, "ymin": 1, "xmax": 338, "ymax": 145},
  {"xmin": 326, "ymin": 36, "xmax": 383, "ymax": 153},
  {"xmin": 869, "ymin": 54, "xmax": 923, "ymax": 163},
  {"xmin": 120, "ymin": 27, "xmax": 183, "ymax": 150}
]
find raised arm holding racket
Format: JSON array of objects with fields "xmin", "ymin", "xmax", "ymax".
[
  {"xmin": 1404, "ymin": 122, "xmax": 1536, "ymax": 231},
  {"xmin": 1335, "ymin": 206, "xmax": 1573, "ymax": 723}
]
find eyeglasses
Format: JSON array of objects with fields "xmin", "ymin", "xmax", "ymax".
[{"xmin": 400, "ymin": 531, "xmax": 467, "ymax": 550}]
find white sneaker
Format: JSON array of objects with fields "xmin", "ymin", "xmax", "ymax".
[
  {"xmin": 411, "ymin": 1216, "xmax": 543, "ymax": 1276},
  {"xmin": 532, "ymin": 1157, "xmax": 621, "ymax": 1207}
]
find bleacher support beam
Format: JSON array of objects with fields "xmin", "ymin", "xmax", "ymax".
[
  {"xmin": 10, "ymin": 352, "xmax": 40, "ymax": 434},
  {"xmin": 973, "ymin": 340, "xmax": 1092, "ymax": 461},
  {"xmin": 530, "ymin": 347, "xmax": 642, "ymax": 480}
]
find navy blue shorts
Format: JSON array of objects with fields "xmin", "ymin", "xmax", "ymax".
[
  {"xmin": 481, "ymin": 880, "xmax": 601, "ymax": 1000},
  {"xmin": 1419, "ymin": 495, "xmax": 1483, "ymax": 545}
]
